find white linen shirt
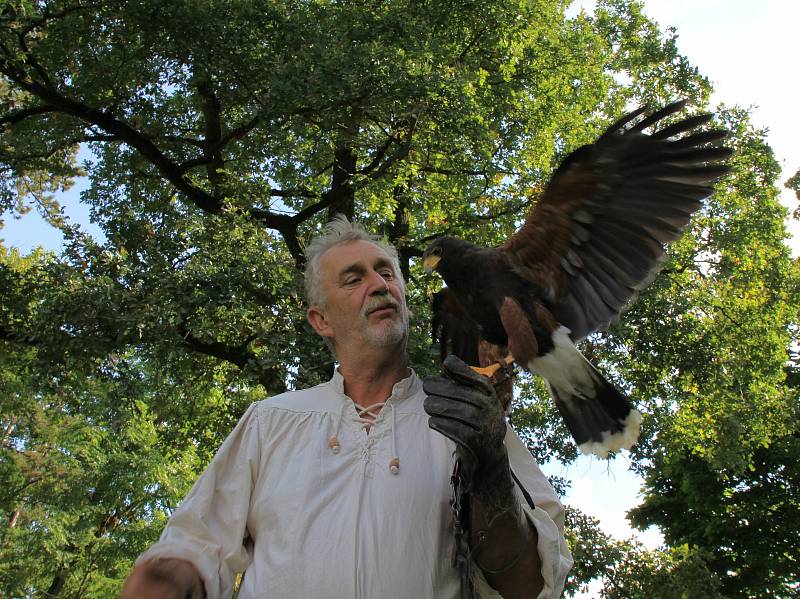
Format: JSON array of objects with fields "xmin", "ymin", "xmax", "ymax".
[{"xmin": 139, "ymin": 370, "xmax": 572, "ymax": 598}]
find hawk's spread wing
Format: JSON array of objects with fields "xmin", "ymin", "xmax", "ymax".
[{"xmin": 501, "ymin": 100, "xmax": 731, "ymax": 341}]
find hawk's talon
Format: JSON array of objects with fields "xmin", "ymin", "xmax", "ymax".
[
  {"xmin": 491, "ymin": 362, "xmax": 516, "ymax": 386},
  {"xmin": 470, "ymin": 363, "xmax": 504, "ymax": 379},
  {"xmin": 469, "ymin": 355, "xmax": 516, "ymax": 386}
]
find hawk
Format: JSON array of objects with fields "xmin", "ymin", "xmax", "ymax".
[{"xmin": 423, "ymin": 100, "xmax": 731, "ymax": 457}]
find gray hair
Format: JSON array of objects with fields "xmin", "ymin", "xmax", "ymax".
[{"xmin": 303, "ymin": 215, "xmax": 404, "ymax": 308}]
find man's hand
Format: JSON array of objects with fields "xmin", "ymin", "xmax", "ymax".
[
  {"xmin": 120, "ymin": 557, "xmax": 205, "ymax": 599},
  {"xmin": 424, "ymin": 355, "xmax": 544, "ymax": 598},
  {"xmin": 422, "ymin": 354, "xmax": 515, "ymax": 512}
]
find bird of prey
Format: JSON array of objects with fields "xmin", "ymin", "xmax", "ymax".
[{"xmin": 422, "ymin": 100, "xmax": 732, "ymax": 458}]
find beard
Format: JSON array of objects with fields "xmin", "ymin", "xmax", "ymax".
[{"xmin": 361, "ymin": 295, "xmax": 409, "ymax": 348}]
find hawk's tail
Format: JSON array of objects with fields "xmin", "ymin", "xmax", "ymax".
[
  {"xmin": 531, "ymin": 326, "xmax": 642, "ymax": 458},
  {"xmin": 549, "ymin": 369, "xmax": 642, "ymax": 458}
]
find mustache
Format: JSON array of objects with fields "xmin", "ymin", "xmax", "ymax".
[{"xmin": 362, "ymin": 296, "xmax": 401, "ymax": 317}]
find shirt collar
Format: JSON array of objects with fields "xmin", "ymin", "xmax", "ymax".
[{"xmin": 330, "ymin": 366, "xmax": 420, "ymax": 405}]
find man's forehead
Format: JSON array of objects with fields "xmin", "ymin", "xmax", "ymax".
[{"xmin": 320, "ymin": 240, "xmax": 392, "ymax": 273}]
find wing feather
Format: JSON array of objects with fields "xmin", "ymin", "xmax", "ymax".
[
  {"xmin": 431, "ymin": 288, "xmax": 481, "ymax": 366},
  {"xmin": 626, "ymin": 99, "xmax": 687, "ymax": 132},
  {"xmin": 501, "ymin": 102, "xmax": 732, "ymax": 340}
]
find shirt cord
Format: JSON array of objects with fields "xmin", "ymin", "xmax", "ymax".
[{"xmin": 328, "ymin": 401, "xmax": 400, "ymax": 475}]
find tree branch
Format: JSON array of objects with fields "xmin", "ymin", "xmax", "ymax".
[
  {"xmin": 0, "ymin": 104, "xmax": 58, "ymax": 124},
  {"xmin": 289, "ymin": 143, "xmax": 356, "ymax": 227},
  {"xmin": 268, "ymin": 187, "xmax": 317, "ymax": 199},
  {"xmin": 359, "ymin": 132, "xmax": 397, "ymax": 176},
  {"xmin": 0, "ymin": 61, "xmax": 307, "ymax": 261},
  {"xmin": 0, "ymin": 324, "xmax": 38, "ymax": 346},
  {"xmin": 359, "ymin": 116, "xmax": 416, "ymax": 181},
  {"xmin": 194, "ymin": 73, "xmax": 225, "ymax": 187},
  {"xmin": 417, "ymin": 164, "xmax": 512, "ymax": 177},
  {"xmin": 218, "ymin": 114, "xmax": 261, "ymax": 148},
  {"xmin": 386, "ymin": 185, "xmax": 411, "ymax": 280},
  {"xmin": 0, "ymin": 66, "xmax": 224, "ymax": 210},
  {"xmin": 474, "ymin": 198, "xmax": 532, "ymax": 221},
  {"xmin": 0, "ymin": 135, "xmax": 111, "ymax": 163},
  {"xmin": 15, "ymin": 3, "xmax": 99, "ymax": 39},
  {"xmin": 180, "ymin": 329, "xmax": 257, "ymax": 370}
]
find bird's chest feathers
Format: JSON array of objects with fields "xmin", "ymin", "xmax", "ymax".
[
  {"xmin": 440, "ymin": 255, "xmax": 529, "ymax": 343},
  {"xmin": 441, "ymin": 260, "xmax": 499, "ymax": 311}
]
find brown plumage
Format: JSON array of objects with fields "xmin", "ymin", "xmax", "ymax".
[{"xmin": 424, "ymin": 100, "xmax": 732, "ymax": 457}]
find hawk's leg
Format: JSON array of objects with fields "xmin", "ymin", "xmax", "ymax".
[{"xmin": 470, "ymin": 354, "xmax": 515, "ymax": 380}]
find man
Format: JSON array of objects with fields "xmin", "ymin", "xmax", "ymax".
[{"xmin": 121, "ymin": 217, "xmax": 572, "ymax": 598}]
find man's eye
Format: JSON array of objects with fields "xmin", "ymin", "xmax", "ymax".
[
  {"xmin": 380, "ymin": 270, "xmax": 394, "ymax": 279},
  {"xmin": 345, "ymin": 277, "xmax": 361, "ymax": 285}
]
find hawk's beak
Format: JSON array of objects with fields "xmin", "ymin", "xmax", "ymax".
[{"xmin": 423, "ymin": 254, "xmax": 440, "ymax": 272}]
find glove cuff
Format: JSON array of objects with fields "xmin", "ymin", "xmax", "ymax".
[{"xmin": 468, "ymin": 448, "xmax": 518, "ymax": 516}]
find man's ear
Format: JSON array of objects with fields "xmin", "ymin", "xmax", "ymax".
[{"xmin": 307, "ymin": 306, "xmax": 334, "ymax": 338}]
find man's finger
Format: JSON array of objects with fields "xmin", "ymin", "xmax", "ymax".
[
  {"xmin": 423, "ymin": 378, "xmax": 488, "ymax": 406},
  {"xmin": 423, "ymin": 394, "xmax": 484, "ymax": 420}
]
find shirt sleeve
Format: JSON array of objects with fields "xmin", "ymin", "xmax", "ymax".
[
  {"xmin": 136, "ymin": 402, "xmax": 263, "ymax": 599},
  {"xmin": 474, "ymin": 425, "xmax": 574, "ymax": 599}
]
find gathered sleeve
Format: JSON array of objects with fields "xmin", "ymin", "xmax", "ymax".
[
  {"xmin": 137, "ymin": 402, "xmax": 263, "ymax": 599},
  {"xmin": 474, "ymin": 426, "xmax": 574, "ymax": 599}
]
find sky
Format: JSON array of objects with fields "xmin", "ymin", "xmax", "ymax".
[{"xmin": 2, "ymin": 1, "xmax": 799, "ymax": 596}]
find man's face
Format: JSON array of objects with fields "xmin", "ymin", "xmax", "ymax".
[{"xmin": 308, "ymin": 240, "xmax": 409, "ymax": 355}]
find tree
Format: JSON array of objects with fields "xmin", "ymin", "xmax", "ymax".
[
  {"xmin": 601, "ymin": 542, "xmax": 724, "ymax": 599},
  {"xmin": 0, "ymin": 245, "xmax": 264, "ymax": 596},
  {"xmin": 607, "ymin": 104, "xmax": 800, "ymax": 595},
  {"xmin": 1, "ymin": 0, "xmax": 797, "ymax": 596},
  {"xmin": 629, "ymin": 430, "xmax": 800, "ymax": 597},
  {"xmin": 559, "ymin": 502, "xmax": 724, "ymax": 598},
  {"xmin": 787, "ymin": 166, "xmax": 800, "ymax": 219},
  {"xmin": 617, "ymin": 107, "xmax": 800, "ymax": 595}
]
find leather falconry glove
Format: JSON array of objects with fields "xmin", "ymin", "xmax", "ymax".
[{"xmin": 423, "ymin": 354, "xmax": 518, "ymax": 516}]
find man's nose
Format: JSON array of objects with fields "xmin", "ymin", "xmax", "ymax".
[{"xmin": 366, "ymin": 270, "xmax": 389, "ymax": 295}]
